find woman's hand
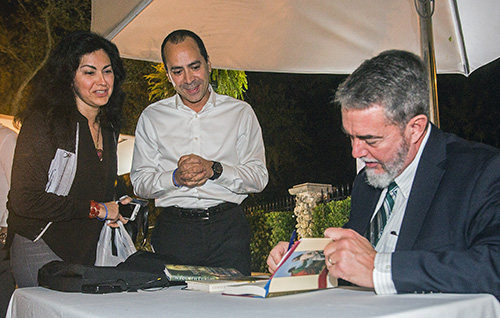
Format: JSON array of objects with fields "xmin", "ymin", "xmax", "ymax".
[
  {"xmin": 97, "ymin": 201, "xmax": 119, "ymax": 222},
  {"xmin": 102, "ymin": 196, "xmax": 134, "ymax": 227}
]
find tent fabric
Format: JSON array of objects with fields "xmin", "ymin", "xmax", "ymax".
[{"xmin": 91, "ymin": 0, "xmax": 500, "ymax": 76}]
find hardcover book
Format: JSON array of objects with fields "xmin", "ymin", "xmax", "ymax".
[
  {"xmin": 185, "ymin": 276, "xmax": 269, "ymax": 293},
  {"xmin": 223, "ymin": 238, "xmax": 337, "ymax": 298},
  {"xmin": 164, "ymin": 264, "xmax": 244, "ymax": 282}
]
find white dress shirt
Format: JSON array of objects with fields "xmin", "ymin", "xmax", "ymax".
[
  {"xmin": 372, "ymin": 125, "xmax": 432, "ymax": 294},
  {"xmin": 131, "ymin": 88, "xmax": 268, "ymax": 209}
]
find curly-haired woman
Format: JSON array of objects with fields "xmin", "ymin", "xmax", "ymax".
[{"xmin": 6, "ymin": 31, "xmax": 129, "ymax": 287}]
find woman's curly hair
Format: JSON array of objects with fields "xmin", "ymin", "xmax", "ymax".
[{"xmin": 17, "ymin": 30, "xmax": 126, "ymax": 143}]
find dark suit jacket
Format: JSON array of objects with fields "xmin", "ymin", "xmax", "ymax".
[{"xmin": 344, "ymin": 124, "xmax": 500, "ymax": 297}]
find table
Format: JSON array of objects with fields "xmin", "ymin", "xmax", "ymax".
[{"xmin": 7, "ymin": 286, "xmax": 500, "ymax": 318}]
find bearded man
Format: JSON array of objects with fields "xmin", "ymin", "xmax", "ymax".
[{"xmin": 267, "ymin": 50, "xmax": 500, "ymax": 299}]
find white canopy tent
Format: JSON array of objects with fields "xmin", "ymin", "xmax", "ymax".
[
  {"xmin": 91, "ymin": 0, "xmax": 499, "ymax": 76},
  {"xmin": 91, "ymin": 0, "xmax": 500, "ymax": 127}
]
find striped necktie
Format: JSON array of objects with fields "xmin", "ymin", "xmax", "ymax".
[{"xmin": 367, "ymin": 181, "xmax": 398, "ymax": 247}]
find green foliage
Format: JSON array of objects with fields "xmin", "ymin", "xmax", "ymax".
[
  {"xmin": 121, "ymin": 59, "xmax": 155, "ymax": 135},
  {"xmin": 246, "ymin": 210, "xmax": 271, "ymax": 273},
  {"xmin": 310, "ymin": 197, "xmax": 351, "ymax": 237},
  {"xmin": 246, "ymin": 198, "xmax": 351, "ymax": 273},
  {"xmin": 144, "ymin": 63, "xmax": 176, "ymax": 102},
  {"xmin": 246, "ymin": 209, "xmax": 296, "ymax": 273},
  {"xmin": 145, "ymin": 63, "xmax": 247, "ymax": 102},
  {"xmin": 265, "ymin": 211, "xmax": 297, "ymax": 248},
  {"xmin": 211, "ymin": 69, "xmax": 248, "ymax": 100}
]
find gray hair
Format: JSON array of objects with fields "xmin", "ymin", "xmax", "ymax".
[{"xmin": 335, "ymin": 50, "xmax": 429, "ymax": 128}]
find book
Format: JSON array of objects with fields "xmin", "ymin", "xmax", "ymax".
[
  {"xmin": 185, "ymin": 276, "xmax": 269, "ymax": 293},
  {"xmin": 164, "ymin": 264, "xmax": 244, "ymax": 282},
  {"xmin": 223, "ymin": 238, "xmax": 337, "ymax": 298}
]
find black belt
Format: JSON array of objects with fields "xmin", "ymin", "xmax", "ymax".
[{"xmin": 163, "ymin": 202, "xmax": 238, "ymax": 219}]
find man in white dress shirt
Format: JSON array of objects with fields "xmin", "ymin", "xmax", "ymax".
[{"xmin": 131, "ymin": 30, "xmax": 268, "ymax": 275}]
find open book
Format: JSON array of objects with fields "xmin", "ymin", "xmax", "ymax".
[{"xmin": 223, "ymin": 238, "xmax": 337, "ymax": 298}]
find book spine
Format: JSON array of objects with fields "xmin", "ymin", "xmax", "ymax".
[{"xmin": 171, "ymin": 275, "xmax": 217, "ymax": 281}]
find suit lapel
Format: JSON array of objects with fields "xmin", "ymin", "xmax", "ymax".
[
  {"xmin": 396, "ymin": 125, "xmax": 447, "ymax": 250},
  {"xmin": 345, "ymin": 170, "xmax": 381, "ymax": 235}
]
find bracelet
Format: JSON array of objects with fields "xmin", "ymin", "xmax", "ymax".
[
  {"xmin": 97, "ymin": 203, "xmax": 108, "ymax": 221},
  {"xmin": 172, "ymin": 168, "xmax": 182, "ymax": 187},
  {"xmin": 89, "ymin": 200, "xmax": 100, "ymax": 219}
]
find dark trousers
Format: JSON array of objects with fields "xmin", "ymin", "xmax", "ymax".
[
  {"xmin": 0, "ymin": 246, "xmax": 15, "ymax": 318},
  {"xmin": 151, "ymin": 204, "xmax": 251, "ymax": 275}
]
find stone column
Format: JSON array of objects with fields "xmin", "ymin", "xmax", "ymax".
[{"xmin": 289, "ymin": 183, "xmax": 332, "ymax": 238}]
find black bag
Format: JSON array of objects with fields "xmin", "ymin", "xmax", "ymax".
[{"xmin": 38, "ymin": 251, "xmax": 181, "ymax": 293}]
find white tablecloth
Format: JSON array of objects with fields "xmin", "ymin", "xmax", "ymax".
[{"xmin": 7, "ymin": 286, "xmax": 500, "ymax": 318}]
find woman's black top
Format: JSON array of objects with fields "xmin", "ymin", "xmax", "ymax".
[{"xmin": 7, "ymin": 111, "xmax": 117, "ymax": 265}]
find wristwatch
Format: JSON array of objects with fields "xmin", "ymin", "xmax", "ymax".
[
  {"xmin": 209, "ymin": 161, "xmax": 223, "ymax": 180},
  {"xmin": 0, "ymin": 232, "xmax": 6, "ymax": 245}
]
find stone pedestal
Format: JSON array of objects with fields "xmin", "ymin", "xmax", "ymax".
[{"xmin": 289, "ymin": 183, "xmax": 333, "ymax": 238}]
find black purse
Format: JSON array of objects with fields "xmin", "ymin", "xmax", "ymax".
[{"xmin": 38, "ymin": 251, "xmax": 182, "ymax": 293}]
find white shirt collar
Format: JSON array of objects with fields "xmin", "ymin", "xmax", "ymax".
[{"xmin": 174, "ymin": 85, "xmax": 215, "ymax": 113}]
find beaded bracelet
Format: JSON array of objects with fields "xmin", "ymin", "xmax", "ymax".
[
  {"xmin": 172, "ymin": 168, "xmax": 182, "ymax": 187},
  {"xmin": 89, "ymin": 200, "xmax": 100, "ymax": 219},
  {"xmin": 97, "ymin": 203, "xmax": 108, "ymax": 221}
]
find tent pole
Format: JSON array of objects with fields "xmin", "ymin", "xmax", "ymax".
[{"xmin": 416, "ymin": 0, "xmax": 440, "ymax": 127}]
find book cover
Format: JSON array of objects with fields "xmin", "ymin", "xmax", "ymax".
[
  {"xmin": 164, "ymin": 264, "xmax": 244, "ymax": 282},
  {"xmin": 223, "ymin": 238, "xmax": 337, "ymax": 298}
]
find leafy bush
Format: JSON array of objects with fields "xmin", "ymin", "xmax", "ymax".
[
  {"xmin": 246, "ymin": 210, "xmax": 296, "ymax": 273},
  {"xmin": 310, "ymin": 197, "xmax": 351, "ymax": 237},
  {"xmin": 266, "ymin": 211, "xmax": 297, "ymax": 250},
  {"xmin": 246, "ymin": 197, "xmax": 351, "ymax": 273},
  {"xmin": 144, "ymin": 63, "xmax": 247, "ymax": 102},
  {"xmin": 246, "ymin": 209, "xmax": 271, "ymax": 273}
]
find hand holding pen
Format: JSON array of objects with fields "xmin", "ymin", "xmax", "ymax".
[{"xmin": 267, "ymin": 229, "xmax": 297, "ymax": 274}]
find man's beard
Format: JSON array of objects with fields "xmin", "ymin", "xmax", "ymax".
[{"xmin": 362, "ymin": 138, "xmax": 409, "ymax": 189}]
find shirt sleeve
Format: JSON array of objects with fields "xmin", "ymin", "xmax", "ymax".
[
  {"xmin": 215, "ymin": 107, "xmax": 268, "ymax": 194},
  {"xmin": 131, "ymin": 111, "xmax": 177, "ymax": 199},
  {"xmin": 373, "ymin": 252, "xmax": 397, "ymax": 295}
]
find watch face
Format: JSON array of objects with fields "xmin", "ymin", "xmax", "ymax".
[
  {"xmin": 213, "ymin": 162, "xmax": 223, "ymax": 174},
  {"xmin": 210, "ymin": 161, "xmax": 223, "ymax": 180}
]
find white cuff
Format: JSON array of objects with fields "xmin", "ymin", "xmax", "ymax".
[{"xmin": 373, "ymin": 252, "xmax": 397, "ymax": 295}]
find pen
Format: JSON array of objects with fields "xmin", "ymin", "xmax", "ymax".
[{"xmin": 287, "ymin": 229, "xmax": 297, "ymax": 251}]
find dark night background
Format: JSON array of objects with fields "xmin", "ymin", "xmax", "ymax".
[{"xmin": 243, "ymin": 56, "xmax": 500, "ymax": 203}]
